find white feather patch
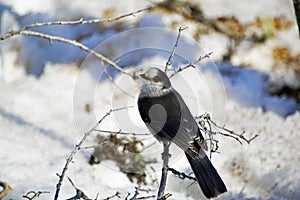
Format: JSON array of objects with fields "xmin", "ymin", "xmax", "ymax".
[{"xmin": 139, "ymin": 83, "xmax": 172, "ymax": 98}]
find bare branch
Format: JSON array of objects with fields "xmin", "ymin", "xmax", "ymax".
[
  {"xmin": 0, "ymin": 7, "xmax": 153, "ymax": 96},
  {"xmin": 189, "ymin": 51, "xmax": 213, "ymax": 66},
  {"xmin": 66, "ymin": 177, "xmax": 91, "ymax": 200},
  {"xmin": 157, "ymin": 141, "xmax": 171, "ymax": 200},
  {"xmin": 167, "ymin": 167, "xmax": 197, "ymax": 181},
  {"xmin": 164, "ymin": 27, "xmax": 188, "ymax": 72},
  {"xmin": 0, "ymin": 7, "xmax": 152, "ymax": 41},
  {"xmin": 129, "ymin": 187, "xmax": 140, "ymax": 200},
  {"xmin": 207, "ymin": 114, "xmax": 258, "ymax": 144},
  {"xmin": 103, "ymin": 191, "xmax": 121, "ymax": 200},
  {"xmin": 20, "ymin": 30, "xmax": 129, "ymax": 76},
  {"xmin": 196, "ymin": 113, "xmax": 258, "ymax": 159},
  {"xmin": 168, "ymin": 64, "xmax": 195, "ymax": 79},
  {"xmin": 93, "ymin": 129, "xmax": 149, "ymax": 136},
  {"xmin": 20, "ymin": 30, "xmax": 133, "ymax": 96},
  {"xmin": 135, "ymin": 195, "xmax": 157, "ymax": 199},
  {"xmin": 22, "ymin": 191, "xmax": 50, "ymax": 200},
  {"xmin": 125, "ymin": 187, "xmax": 156, "ymax": 200},
  {"xmin": 54, "ymin": 106, "xmax": 132, "ymax": 200},
  {"xmin": 168, "ymin": 51, "xmax": 212, "ymax": 79},
  {"xmin": 102, "ymin": 66, "xmax": 135, "ymax": 98}
]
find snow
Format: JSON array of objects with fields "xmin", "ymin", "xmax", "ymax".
[
  {"xmin": 0, "ymin": 0, "xmax": 300, "ymax": 200},
  {"xmin": 194, "ymin": 0, "xmax": 295, "ymax": 23}
]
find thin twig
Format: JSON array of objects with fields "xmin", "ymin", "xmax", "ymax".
[
  {"xmin": 124, "ymin": 192, "xmax": 131, "ymax": 200},
  {"xmin": 0, "ymin": 7, "xmax": 153, "ymax": 96},
  {"xmin": 157, "ymin": 141, "xmax": 170, "ymax": 200},
  {"xmin": 129, "ymin": 187, "xmax": 140, "ymax": 200},
  {"xmin": 126, "ymin": 187, "xmax": 156, "ymax": 200},
  {"xmin": 102, "ymin": 66, "xmax": 135, "ymax": 98},
  {"xmin": 135, "ymin": 195, "xmax": 157, "ymax": 199},
  {"xmin": 0, "ymin": 7, "xmax": 152, "ymax": 41},
  {"xmin": 164, "ymin": 27, "xmax": 188, "ymax": 72},
  {"xmin": 20, "ymin": 30, "xmax": 129, "ymax": 76},
  {"xmin": 167, "ymin": 167, "xmax": 197, "ymax": 181},
  {"xmin": 208, "ymin": 117, "xmax": 258, "ymax": 144},
  {"xmin": 20, "ymin": 30, "xmax": 133, "ymax": 96},
  {"xmin": 54, "ymin": 106, "xmax": 131, "ymax": 200},
  {"xmin": 66, "ymin": 177, "xmax": 91, "ymax": 200},
  {"xmin": 103, "ymin": 191, "xmax": 121, "ymax": 200},
  {"xmin": 93, "ymin": 129, "xmax": 149, "ymax": 136},
  {"xmin": 22, "ymin": 191, "xmax": 50, "ymax": 200},
  {"xmin": 168, "ymin": 51, "xmax": 213, "ymax": 79},
  {"xmin": 196, "ymin": 113, "xmax": 258, "ymax": 158}
]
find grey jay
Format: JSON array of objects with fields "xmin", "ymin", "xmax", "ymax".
[{"xmin": 137, "ymin": 67, "xmax": 227, "ymax": 199}]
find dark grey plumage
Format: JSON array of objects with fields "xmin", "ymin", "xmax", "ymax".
[{"xmin": 137, "ymin": 67, "xmax": 227, "ymax": 199}]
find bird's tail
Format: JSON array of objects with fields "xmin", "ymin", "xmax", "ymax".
[{"xmin": 185, "ymin": 152, "xmax": 227, "ymax": 199}]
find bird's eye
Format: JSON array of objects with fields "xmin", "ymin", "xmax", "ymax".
[{"xmin": 153, "ymin": 76, "xmax": 161, "ymax": 83}]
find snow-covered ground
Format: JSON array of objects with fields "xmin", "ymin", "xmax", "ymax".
[{"xmin": 0, "ymin": 0, "xmax": 299, "ymax": 200}]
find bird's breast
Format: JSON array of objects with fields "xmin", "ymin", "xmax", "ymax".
[{"xmin": 139, "ymin": 84, "xmax": 172, "ymax": 98}]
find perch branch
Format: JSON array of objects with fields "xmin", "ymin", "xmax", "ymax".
[{"xmin": 157, "ymin": 141, "xmax": 171, "ymax": 200}]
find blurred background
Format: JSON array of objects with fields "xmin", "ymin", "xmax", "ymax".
[{"xmin": 0, "ymin": 0, "xmax": 299, "ymax": 199}]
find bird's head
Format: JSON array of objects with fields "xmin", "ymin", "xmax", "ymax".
[{"xmin": 138, "ymin": 67, "xmax": 172, "ymax": 98}]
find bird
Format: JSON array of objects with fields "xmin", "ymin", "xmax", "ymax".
[{"xmin": 137, "ymin": 67, "xmax": 227, "ymax": 199}]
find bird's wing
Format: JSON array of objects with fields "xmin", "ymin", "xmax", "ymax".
[{"xmin": 147, "ymin": 89, "xmax": 207, "ymax": 158}]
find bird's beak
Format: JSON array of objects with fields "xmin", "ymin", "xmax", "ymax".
[
  {"xmin": 139, "ymin": 73, "xmax": 147, "ymax": 80},
  {"xmin": 132, "ymin": 68, "xmax": 145, "ymax": 81}
]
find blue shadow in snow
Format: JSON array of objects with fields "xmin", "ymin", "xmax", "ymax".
[
  {"xmin": 0, "ymin": 107, "xmax": 74, "ymax": 149},
  {"xmin": 203, "ymin": 62, "xmax": 300, "ymax": 118}
]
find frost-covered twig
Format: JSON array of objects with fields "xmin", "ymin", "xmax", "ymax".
[
  {"xmin": 164, "ymin": 27, "xmax": 188, "ymax": 72},
  {"xmin": 196, "ymin": 113, "xmax": 258, "ymax": 158},
  {"xmin": 0, "ymin": 7, "xmax": 152, "ymax": 41},
  {"xmin": 168, "ymin": 51, "xmax": 212, "ymax": 79},
  {"xmin": 157, "ymin": 141, "xmax": 171, "ymax": 200},
  {"xmin": 54, "ymin": 106, "xmax": 131, "ymax": 200}
]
